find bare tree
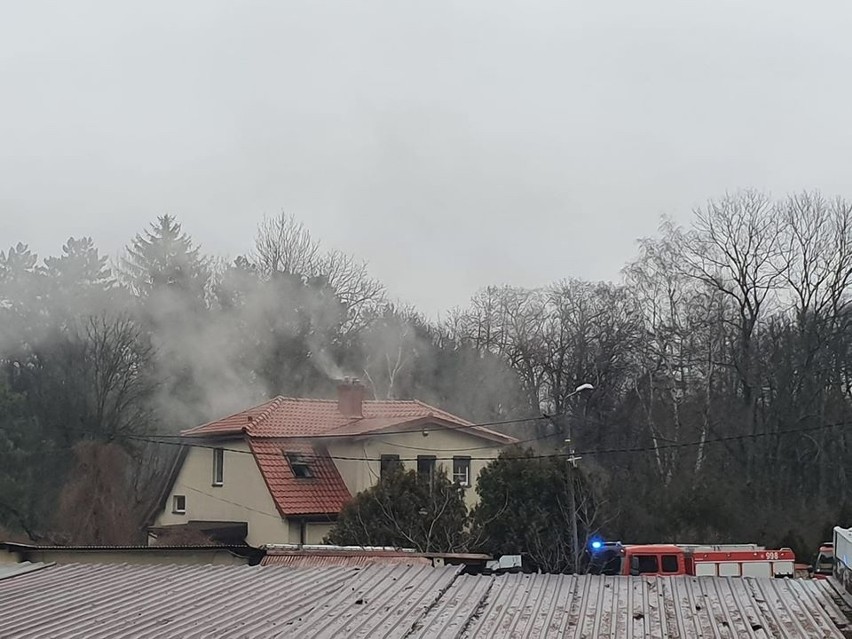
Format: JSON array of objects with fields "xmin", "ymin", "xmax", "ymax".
[
  {"xmin": 625, "ymin": 229, "xmax": 726, "ymax": 485},
  {"xmin": 83, "ymin": 315, "xmax": 157, "ymax": 440},
  {"xmin": 780, "ymin": 192, "xmax": 852, "ymax": 329},
  {"xmin": 679, "ymin": 191, "xmax": 786, "ymax": 404},
  {"xmin": 361, "ymin": 310, "xmax": 415, "ymax": 400},
  {"xmin": 253, "ymin": 213, "xmax": 321, "ymax": 277},
  {"xmin": 252, "ymin": 213, "xmax": 385, "ymax": 333},
  {"xmin": 54, "ymin": 442, "xmax": 139, "ymax": 544},
  {"xmin": 455, "ymin": 286, "xmax": 548, "ymax": 413}
]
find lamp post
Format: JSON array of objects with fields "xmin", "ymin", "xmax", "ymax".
[
  {"xmin": 564, "ymin": 384, "xmax": 594, "ymax": 467},
  {"xmin": 563, "ymin": 383, "xmax": 594, "ymax": 573}
]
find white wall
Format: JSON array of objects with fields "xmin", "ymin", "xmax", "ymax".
[
  {"xmin": 155, "ymin": 427, "xmax": 509, "ymax": 544},
  {"xmin": 154, "ymin": 440, "xmax": 291, "ymax": 546},
  {"xmin": 327, "ymin": 426, "xmax": 506, "ymax": 508}
]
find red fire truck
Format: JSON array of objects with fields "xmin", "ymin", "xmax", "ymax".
[{"xmin": 589, "ymin": 542, "xmax": 796, "ymax": 578}]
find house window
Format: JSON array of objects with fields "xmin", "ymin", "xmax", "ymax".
[
  {"xmin": 417, "ymin": 455, "xmax": 436, "ymax": 481},
  {"xmin": 172, "ymin": 495, "xmax": 186, "ymax": 514},
  {"xmin": 452, "ymin": 457, "xmax": 471, "ymax": 487},
  {"xmin": 286, "ymin": 452, "xmax": 313, "ymax": 478},
  {"xmin": 212, "ymin": 448, "xmax": 224, "ymax": 486},
  {"xmin": 380, "ymin": 454, "xmax": 401, "ymax": 479}
]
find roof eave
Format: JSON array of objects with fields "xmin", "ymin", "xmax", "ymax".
[
  {"xmin": 179, "ymin": 430, "xmax": 247, "ymax": 440},
  {"xmin": 342, "ymin": 416, "xmax": 518, "ymax": 445}
]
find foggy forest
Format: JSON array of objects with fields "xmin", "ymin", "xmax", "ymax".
[{"xmin": 2, "ymin": 189, "xmax": 850, "ymax": 560}]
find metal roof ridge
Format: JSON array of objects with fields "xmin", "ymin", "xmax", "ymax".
[
  {"xmin": 2, "ymin": 542, "xmax": 254, "ymax": 551},
  {"xmin": 0, "ymin": 560, "xmax": 54, "ymax": 581},
  {"xmin": 263, "ymin": 544, "xmax": 418, "ymax": 553}
]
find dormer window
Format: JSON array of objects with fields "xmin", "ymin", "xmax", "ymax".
[{"xmin": 286, "ymin": 452, "xmax": 313, "ymax": 478}]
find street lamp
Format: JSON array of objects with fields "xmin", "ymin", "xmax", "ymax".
[
  {"xmin": 565, "ymin": 383, "xmax": 593, "ymax": 465},
  {"xmin": 564, "ymin": 382, "xmax": 593, "ymax": 574}
]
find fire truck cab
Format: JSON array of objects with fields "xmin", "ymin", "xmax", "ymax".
[
  {"xmin": 624, "ymin": 544, "xmax": 686, "ymax": 576},
  {"xmin": 589, "ymin": 542, "xmax": 684, "ymax": 576}
]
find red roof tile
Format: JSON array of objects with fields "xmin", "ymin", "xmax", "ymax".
[
  {"xmin": 250, "ymin": 440, "xmax": 351, "ymax": 516},
  {"xmin": 181, "ymin": 395, "xmax": 516, "ymax": 517},
  {"xmin": 181, "ymin": 397, "xmax": 516, "ymax": 444}
]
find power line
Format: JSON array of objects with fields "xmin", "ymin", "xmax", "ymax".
[
  {"xmin": 122, "ymin": 419, "xmax": 852, "ymax": 464},
  {"xmin": 140, "ymin": 411, "xmax": 550, "ymax": 442},
  {"xmin": 3, "ymin": 416, "xmax": 848, "ymax": 464},
  {"xmin": 175, "ymin": 483, "xmax": 284, "ymax": 521},
  {"xmin": 128, "ymin": 403, "xmax": 586, "ymax": 454}
]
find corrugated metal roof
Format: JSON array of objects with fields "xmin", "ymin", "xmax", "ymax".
[
  {"xmin": 0, "ymin": 561, "xmax": 50, "ymax": 581},
  {"xmin": 262, "ymin": 552, "xmax": 432, "ymax": 567},
  {"xmin": 415, "ymin": 573, "xmax": 852, "ymax": 639},
  {"xmin": 0, "ymin": 561, "xmax": 850, "ymax": 638},
  {"xmin": 262, "ymin": 543, "xmax": 491, "ymax": 561},
  {"xmin": 2, "ymin": 542, "xmax": 251, "ymax": 551},
  {"xmin": 260, "ymin": 545, "xmax": 492, "ymax": 569},
  {"xmin": 0, "ymin": 562, "xmax": 464, "ymax": 639}
]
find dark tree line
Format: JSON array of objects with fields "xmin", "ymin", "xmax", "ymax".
[
  {"xmin": 0, "ymin": 213, "xmax": 526, "ymax": 542},
  {"xmin": 2, "ymin": 192, "xmax": 851, "ymax": 558},
  {"xmin": 447, "ymin": 190, "xmax": 852, "ymax": 557}
]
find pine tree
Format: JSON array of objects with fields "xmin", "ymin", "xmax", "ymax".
[
  {"xmin": 121, "ymin": 215, "xmax": 210, "ymax": 304},
  {"xmin": 44, "ymin": 237, "xmax": 115, "ymax": 317},
  {"xmin": 120, "ymin": 216, "xmax": 211, "ymax": 424}
]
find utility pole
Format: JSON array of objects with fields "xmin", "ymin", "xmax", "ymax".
[
  {"xmin": 557, "ymin": 383, "xmax": 593, "ymax": 573},
  {"xmin": 565, "ymin": 432, "xmax": 582, "ymax": 572}
]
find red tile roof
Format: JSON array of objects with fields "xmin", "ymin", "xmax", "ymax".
[
  {"xmin": 250, "ymin": 440, "xmax": 351, "ymax": 516},
  {"xmin": 180, "ymin": 396, "xmax": 516, "ymax": 517},
  {"xmin": 181, "ymin": 397, "xmax": 516, "ymax": 444}
]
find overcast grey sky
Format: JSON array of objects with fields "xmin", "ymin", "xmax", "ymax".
[{"xmin": 2, "ymin": 1, "xmax": 851, "ymax": 315}]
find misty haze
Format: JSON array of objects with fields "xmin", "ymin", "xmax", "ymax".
[{"xmin": 1, "ymin": 2, "xmax": 852, "ymax": 637}]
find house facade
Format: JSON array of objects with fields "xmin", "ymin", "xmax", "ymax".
[{"xmin": 151, "ymin": 381, "xmax": 517, "ymax": 546}]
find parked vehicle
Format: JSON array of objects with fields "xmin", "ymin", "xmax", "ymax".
[
  {"xmin": 589, "ymin": 541, "xmax": 796, "ymax": 578},
  {"xmin": 809, "ymin": 542, "xmax": 834, "ymax": 580}
]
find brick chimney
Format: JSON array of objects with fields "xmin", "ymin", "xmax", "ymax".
[{"xmin": 337, "ymin": 378, "xmax": 365, "ymax": 418}]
